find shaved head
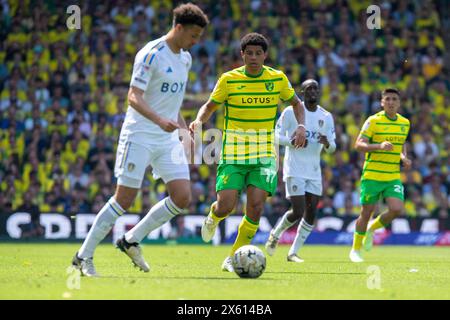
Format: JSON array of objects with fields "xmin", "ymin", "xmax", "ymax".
[{"xmin": 301, "ymin": 79, "xmax": 319, "ymax": 92}]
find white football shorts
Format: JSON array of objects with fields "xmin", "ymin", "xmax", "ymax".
[
  {"xmin": 285, "ymin": 176, "xmax": 322, "ymax": 198},
  {"xmin": 114, "ymin": 138, "xmax": 190, "ymax": 189}
]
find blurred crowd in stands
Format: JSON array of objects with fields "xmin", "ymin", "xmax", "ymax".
[{"xmin": 0, "ymin": 0, "xmax": 449, "ymax": 236}]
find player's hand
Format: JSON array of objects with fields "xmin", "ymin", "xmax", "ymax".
[
  {"xmin": 189, "ymin": 119, "xmax": 202, "ymax": 137},
  {"xmin": 318, "ymin": 133, "xmax": 330, "ymax": 148},
  {"xmin": 402, "ymin": 157, "xmax": 412, "ymax": 170},
  {"xmin": 380, "ymin": 141, "xmax": 394, "ymax": 151},
  {"xmin": 158, "ymin": 118, "xmax": 180, "ymax": 132},
  {"xmin": 291, "ymin": 125, "xmax": 306, "ymax": 149}
]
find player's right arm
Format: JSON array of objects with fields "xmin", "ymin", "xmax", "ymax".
[
  {"xmin": 354, "ymin": 117, "xmax": 393, "ymax": 153},
  {"xmin": 128, "ymin": 86, "xmax": 179, "ymax": 132},
  {"xmin": 188, "ymin": 99, "xmax": 220, "ymax": 135},
  {"xmin": 189, "ymin": 73, "xmax": 227, "ymax": 135}
]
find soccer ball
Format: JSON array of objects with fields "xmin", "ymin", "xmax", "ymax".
[{"xmin": 232, "ymin": 245, "xmax": 266, "ymax": 279}]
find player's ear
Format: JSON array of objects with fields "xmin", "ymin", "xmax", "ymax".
[{"xmin": 174, "ymin": 23, "xmax": 183, "ymax": 33}]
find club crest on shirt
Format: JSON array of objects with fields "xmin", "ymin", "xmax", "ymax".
[
  {"xmin": 265, "ymin": 82, "xmax": 274, "ymax": 92},
  {"xmin": 318, "ymin": 119, "xmax": 324, "ymax": 127},
  {"xmin": 128, "ymin": 163, "xmax": 135, "ymax": 172},
  {"xmin": 292, "ymin": 185, "xmax": 298, "ymax": 192},
  {"xmin": 401, "ymin": 126, "xmax": 406, "ymax": 132}
]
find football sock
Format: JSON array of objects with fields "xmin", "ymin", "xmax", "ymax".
[
  {"xmin": 272, "ymin": 211, "xmax": 296, "ymax": 238},
  {"xmin": 230, "ymin": 215, "xmax": 259, "ymax": 256},
  {"xmin": 78, "ymin": 197, "xmax": 125, "ymax": 259},
  {"xmin": 368, "ymin": 214, "xmax": 387, "ymax": 232},
  {"xmin": 125, "ymin": 197, "xmax": 182, "ymax": 244},
  {"xmin": 352, "ymin": 231, "xmax": 366, "ymax": 251},
  {"xmin": 288, "ymin": 219, "xmax": 313, "ymax": 256},
  {"xmin": 209, "ymin": 201, "xmax": 228, "ymax": 224}
]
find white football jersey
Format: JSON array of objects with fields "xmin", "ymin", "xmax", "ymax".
[
  {"xmin": 277, "ymin": 105, "xmax": 336, "ymax": 180},
  {"xmin": 121, "ymin": 35, "xmax": 192, "ymax": 144}
]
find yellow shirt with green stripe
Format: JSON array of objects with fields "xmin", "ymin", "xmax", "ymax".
[
  {"xmin": 360, "ymin": 111, "xmax": 410, "ymax": 181},
  {"xmin": 210, "ymin": 65, "xmax": 295, "ymax": 164}
]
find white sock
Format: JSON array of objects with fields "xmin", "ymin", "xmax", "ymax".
[
  {"xmin": 78, "ymin": 197, "xmax": 125, "ymax": 259},
  {"xmin": 288, "ymin": 219, "xmax": 314, "ymax": 256},
  {"xmin": 125, "ymin": 197, "xmax": 182, "ymax": 243},
  {"xmin": 272, "ymin": 212, "xmax": 296, "ymax": 238}
]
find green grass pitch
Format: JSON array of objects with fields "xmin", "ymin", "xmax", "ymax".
[{"xmin": 0, "ymin": 243, "xmax": 449, "ymax": 299}]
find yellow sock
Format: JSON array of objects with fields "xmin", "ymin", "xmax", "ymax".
[
  {"xmin": 230, "ymin": 215, "xmax": 259, "ymax": 256},
  {"xmin": 352, "ymin": 231, "xmax": 366, "ymax": 251},
  {"xmin": 368, "ymin": 215, "xmax": 386, "ymax": 232},
  {"xmin": 209, "ymin": 201, "xmax": 228, "ymax": 224}
]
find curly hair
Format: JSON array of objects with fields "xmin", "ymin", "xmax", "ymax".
[
  {"xmin": 240, "ymin": 33, "xmax": 269, "ymax": 52},
  {"xmin": 173, "ymin": 3, "xmax": 209, "ymax": 28}
]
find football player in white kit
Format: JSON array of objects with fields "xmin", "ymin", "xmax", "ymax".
[
  {"xmin": 265, "ymin": 79, "xmax": 336, "ymax": 262},
  {"xmin": 72, "ymin": 3, "xmax": 209, "ymax": 276}
]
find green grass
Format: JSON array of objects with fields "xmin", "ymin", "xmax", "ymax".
[{"xmin": 0, "ymin": 243, "xmax": 449, "ymax": 299}]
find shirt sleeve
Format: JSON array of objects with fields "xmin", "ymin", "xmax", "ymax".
[
  {"xmin": 279, "ymin": 73, "xmax": 296, "ymax": 102},
  {"xmin": 209, "ymin": 74, "xmax": 228, "ymax": 105},
  {"xmin": 324, "ymin": 114, "xmax": 337, "ymax": 153},
  {"xmin": 275, "ymin": 108, "xmax": 293, "ymax": 147},
  {"xmin": 129, "ymin": 51, "xmax": 157, "ymax": 91},
  {"xmin": 360, "ymin": 116, "xmax": 374, "ymax": 140}
]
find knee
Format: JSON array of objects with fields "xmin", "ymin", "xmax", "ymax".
[
  {"xmin": 171, "ymin": 192, "xmax": 191, "ymax": 210},
  {"xmin": 360, "ymin": 208, "xmax": 373, "ymax": 221},
  {"xmin": 114, "ymin": 195, "xmax": 134, "ymax": 211},
  {"xmin": 215, "ymin": 199, "xmax": 235, "ymax": 215},
  {"xmin": 390, "ymin": 206, "xmax": 403, "ymax": 217},
  {"xmin": 247, "ymin": 201, "xmax": 265, "ymax": 216}
]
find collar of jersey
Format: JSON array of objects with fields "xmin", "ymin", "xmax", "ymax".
[
  {"xmin": 244, "ymin": 66, "xmax": 265, "ymax": 78},
  {"xmin": 383, "ymin": 111, "xmax": 398, "ymax": 121}
]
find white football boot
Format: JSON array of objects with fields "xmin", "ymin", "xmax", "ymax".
[
  {"xmin": 116, "ymin": 236, "xmax": 150, "ymax": 272},
  {"xmin": 349, "ymin": 250, "xmax": 364, "ymax": 263},
  {"xmin": 72, "ymin": 253, "xmax": 99, "ymax": 277},
  {"xmin": 287, "ymin": 254, "xmax": 304, "ymax": 263},
  {"xmin": 264, "ymin": 232, "xmax": 279, "ymax": 256},
  {"xmin": 221, "ymin": 256, "xmax": 234, "ymax": 272},
  {"xmin": 201, "ymin": 215, "xmax": 218, "ymax": 242}
]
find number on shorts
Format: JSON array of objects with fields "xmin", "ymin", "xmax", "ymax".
[{"xmin": 394, "ymin": 185, "xmax": 403, "ymax": 194}]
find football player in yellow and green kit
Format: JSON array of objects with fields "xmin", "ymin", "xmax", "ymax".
[
  {"xmin": 349, "ymin": 88, "xmax": 412, "ymax": 262},
  {"xmin": 189, "ymin": 33, "xmax": 306, "ymax": 271}
]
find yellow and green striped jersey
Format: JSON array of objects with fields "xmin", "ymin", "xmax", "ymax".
[
  {"xmin": 210, "ymin": 65, "xmax": 295, "ymax": 164},
  {"xmin": 360, "ymin": 111, "xmax": 410, "ymax": 181}
]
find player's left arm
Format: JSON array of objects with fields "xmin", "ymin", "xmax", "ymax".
[
  {"xmin": 400, "ymin": 144, "xmax": 412, "ymax": 170},
  {"xmin": 288, "ymin": 94, "xmax": 306, "ymax": 148},
  {"xmin": 320, "ymin": 114, "xmax": 336, "ymax": 153}
]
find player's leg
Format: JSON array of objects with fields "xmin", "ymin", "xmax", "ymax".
[
  {"xmin": 350, "ymin": 179, "xmax": 380, "ymax": 262},
  {"xmin": 288, "ymin": 191, "xmax": 319, "ymax": 262},
  {"xmin": 266, "ymin": 195, "xmax": 305, "ymax": 256},
  {"xmin": 201, "ymin": 163, "xmax": 243, "ymax": 242},
  {"xmin": 73, "ymin": 141, "xmax": 146, "ymax": 276},
  {"xmin": 201, "ymin": 189, "xmax": 239, "ymax": 242},
  {"xmin": 363, "ymin": 180, "xmax": 404, "ymax": 252},
  {"xmin": 118, "ymin": 142, "xmax": 191, "ymax": 271},
  {"xmin": 266, "ymin": 177, "xmax": 306, "ymax": 255},
  {"xmin": 349, "ymin": 204, "xmax": 375, "ymax": 262},
  {"xmin": 223, "ymin": 160, "xmax": 277, "ymax": 271},
  {"xmin": 124, "ymin": 179, "xmax": 191, "ymax": 244},
  {"xmin": 73, "ymin": 185, "xmax": 138, "ymax": 276},
  {"xmin": 222, "ymin": 185, "xmax": 268, "ymax": 272}
]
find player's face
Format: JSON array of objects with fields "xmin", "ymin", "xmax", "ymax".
[
  {"xmin": 381, "ymin": 93, "xmax": 400, "ymax": 115},
  {"xmin": 304, "ymin": 84, "xmax": 319, "ymax": 103},
  {"xmin": 177, "ymin": 24, "xmax": 204, "ymax": 50},
  {"xmin": 241, "ymin": 45, "xmax": 267, "ymax": 70}
]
